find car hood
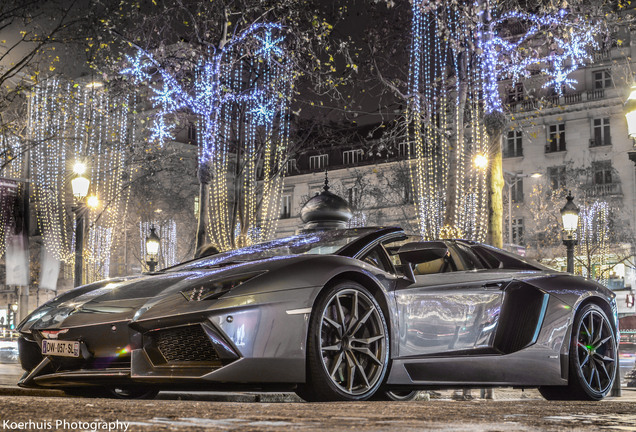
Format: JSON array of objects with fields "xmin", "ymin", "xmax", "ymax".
[{"xmin": 18, "ymin": 258, "xmax": 292, "ymax": 332}]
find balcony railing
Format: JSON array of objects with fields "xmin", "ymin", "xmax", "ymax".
[
  {"xmin": 587, "ymin": 89, "xmax": 605, "ymax": 100},
  {"xmin": 593, "ymin": 49, "xmax": 612, "ymax": 62},
  {"xmin": 545, "ymin": 143, "xmax": 566, "ymax": 153},
  {"xmin": 586, "ymin": 183, "xmax": 622, "ymax": 197},
  {"xmin": 589, "ymin": 138, "xmax": 612, "ymax": 148},
  {"xmin": 507, "ymin": 87, "xmax": 608, "ymax": 112},
  {"xmin": 503, "ymin": 149, "xmax": 523, "ymax": 158}
]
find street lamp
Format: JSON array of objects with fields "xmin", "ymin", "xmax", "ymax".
[
  {"xmin": 473, "ymin": 154, "xmax": 489, "ymax": 170},
  {"xmin": 145, "ymin": 226, "xmax": 160, "ymax": 272},
  {"xmin": 624, "ymin": 84, "xmax": 636, "ymax": 164},
  {"xmin": 503, "ymin": 171, "xmax": 542, "ymax": 245},
  {"xmin": 71, "ymin": 162, "xmax": 91, "ymax": 287},
  {"xmin": 560, "ymin": 191, "xmax": 580, "ymax": 274}
]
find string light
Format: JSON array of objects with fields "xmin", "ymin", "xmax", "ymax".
[
  {"xmin": 121, "ymin": 22, "xmax": 294, "ymax": 251},
  {"xmin": 29, "ymin": 79, "xmax": 135, "ymax": 282},
  {"xmin": 408, "ymin": 3, "xmax": 597, "ymax": 241},
  {"xmin": 0, "ymin": 133, "xmax": 23, "ymax": 257},
  {"xmin": 578, "ymin": 201, "xmax": 610, "ymax": 285}
]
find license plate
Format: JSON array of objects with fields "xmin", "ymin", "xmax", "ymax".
[{"xmin": 41, "ymin": 340, "xmax": 80, "ymax": 358}]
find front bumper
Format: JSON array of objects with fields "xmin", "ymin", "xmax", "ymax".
[{"xmin": 18, "ymin": 287, "xmax": 317, "ymax": 389}]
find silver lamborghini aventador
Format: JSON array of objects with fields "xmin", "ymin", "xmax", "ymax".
[{"xmin": 17, "ymin": 227, "xmax": 619, "ymax": 401}]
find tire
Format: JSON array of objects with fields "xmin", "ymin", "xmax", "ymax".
[
  {"xmin": 539, "ymin": 303, "xmax": 617, "ymax": 401},
  {"xmin": 297, "ymin": 281, "xmax": 389, "ymax": 402},
  {"xmin": 371, "ymin": 390, "xmax": 419, "ymax": 401}
]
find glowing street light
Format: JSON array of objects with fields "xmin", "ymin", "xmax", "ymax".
[
  {"xmin": 71, "ymin": 161, "xmax": 92, "ymax": 287},
  {"xmin": 473, "ymin": 154, "xmax": 488, "ymax": 170},
  {"xmin": 560, "ymin": 191, "xmax": 580, "ymax": 274},
  {"xmin": 145, "ymin": 226, "xmax": 161, "ymax": 272}
]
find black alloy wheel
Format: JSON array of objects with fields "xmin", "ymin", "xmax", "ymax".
[
  {"xmin": 539, "ymin": 303, "xmax": 617, "ymax": 401},
  {"xmin": 298, "ymin": 281, "xmax": 389, "ymax": 402},
  {"xmin": 372, "ymin": 390, "xmax": 420, "ymax": 401}
]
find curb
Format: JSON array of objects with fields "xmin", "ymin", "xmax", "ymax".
[{"xmin": 0, "ymin": 385, "xmax": 65, "ymax": 398}]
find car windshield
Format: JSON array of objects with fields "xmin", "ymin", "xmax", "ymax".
[{"xmin": 164, "ymin": 228, "xmax": 378, "ymax": 272}]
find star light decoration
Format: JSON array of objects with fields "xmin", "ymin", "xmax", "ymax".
[
  {"xmin": 406, "ymin": 2, "xmax": 599, "ymax": 241},
  {"xmin": 121, "ymin": 22, "xmax": 294, "ymax": 251}
]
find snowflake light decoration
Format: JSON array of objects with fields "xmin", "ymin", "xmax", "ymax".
[
  {"xmin": 254, "ymin": 29, "xmax": 284, "ymax": 61},
  {"xmin": 248, "ymin": 94, "xmax": 277, "ymax": 125},
  {"xmin": 121, "ymin": 52, "xmax": 151, "ymax": 83}
]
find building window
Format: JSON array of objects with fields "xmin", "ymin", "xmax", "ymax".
[
  {"xmin": 593, "ymin": 70, "xmax": 612, "ymax": 89},
  {"xmin": 343, "ymin": 149, "xmax": 363, "ymax": 165},
  {"xmin": 188, "ymin": 123, "xmax": 197, "ymax": 145},
  {"xmin": 512, "ymin": 218, "xmax": 524, "ymax": 245},
  {"xmin": 348, "ymin": 186, "xmax": 359, "ymax": 209},
  {"xmin": 510, "ymin": 177, "xmax": 524, "ymax": 203},
  {"xmin": 309, "ymin": 154, "xmax": 328, "ymax": 171},
  {"xmin": 592, "ymin": 160, "xmax": 612, "ymax": 185},
  {"xmin": 398, "ymin": 142, "xmax": 412, "ymax": 157},
  {"xmin": 280, "ymin": 195, "xmax": 291, "ymax": 219},
  {"xmin": 546, "ymin": 123, "xmax": 566, "ymax": 153},
  {"xmin": 591, "ymin": 118, "xmax": 611, "ymax": 147},
  {"xmin": 504, "ymin": 130, "xmax": 523, "ymax": 158},
  {"xmin": 506, "ymin": 82, "xmax": 524, "ymax": 104},
  {"xmin": 548, "ymin": 166, "xmax": 566, "ymax": 190},
  {"xmin": 286, "ymin": 158, "xmax": 298, "ymax": 174}
]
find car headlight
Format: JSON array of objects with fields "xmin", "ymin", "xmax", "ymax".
[{"xmin": 180, "ymin": 272, "xmax": 264, "ymax": 301}]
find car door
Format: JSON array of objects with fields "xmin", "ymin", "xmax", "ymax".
[{"xmin": 386, "ymin": 239, "xmax": 512, "ymax": 358}]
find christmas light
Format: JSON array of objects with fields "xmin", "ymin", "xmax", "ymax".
[
  {"xmin": 29, "ymin": 79, "xmax": 135, "ymax": 282},
  {"xmin": 122, "ymin": 22, "xmax": 294, "ymax": 251},
  {"xmin": 408, "ymin": 3, "xmax": 598, "ymax": 241}
]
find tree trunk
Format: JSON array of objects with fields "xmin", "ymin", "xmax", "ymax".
[
  {"xmin": 194, "ymin": 164, "xmax": 211, "ymax": 256},
  {"xmin": 487, "ymin": 131, "xmax": 504, "ymax": 248}
]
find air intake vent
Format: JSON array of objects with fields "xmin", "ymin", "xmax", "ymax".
[
  {"xmin": 494, "ymin": 284, "xmax": 548, "ymax": 354},
  {"xmin": 153, "ymin": 325, "xmax": 220, "ymax": 363}
]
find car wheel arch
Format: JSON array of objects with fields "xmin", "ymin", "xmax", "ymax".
[
  {"xmin": 319, "ymin": 271, "xmax": 392, "ymax": 334},
  {"xmin": 560, "ymin": 295, "xmax": 617, "ymax": 380}
]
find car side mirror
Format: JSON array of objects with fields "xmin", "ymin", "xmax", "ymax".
[{"xmin": 397, "ymin": 241, "xmax": 449, "ymax": 282}]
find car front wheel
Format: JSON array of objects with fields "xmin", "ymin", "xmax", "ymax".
[
  {"xmin": 298, "ymin": 281, "xmax": 389, "ymax": 402},
  {"xmin": 539, "ymin": 303, "xmax": 617, "ymax": 401}
]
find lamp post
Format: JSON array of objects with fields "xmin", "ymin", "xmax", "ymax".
[
  {"xmin": 71, "ymin": 162, "xmax": 90, "ymax": 287},
  {"xmin": 503, "ymin": 171, "xmax": 542, "ymax": 245},
  {"xmin": 560, "ymin": 191, "xmax": 580, "ymax": 274},
  {"xmin": 145, "ymin": 226, "xmax": 160, "ymax": 272}
]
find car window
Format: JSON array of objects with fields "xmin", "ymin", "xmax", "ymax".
[
  {"xmin": 453, "ymin": 243, "xmax": 485, "ymax": 271},
  {"xmin": 360, "ymin": 247, "xmax": 392, "ymax": 273},
  {"xmin": 471, "ymin": 244, "xmax": 549, "ymax": 271},
  {"xmin": 382, "ymin": 235, "xmax": 418, "ymax": 275},
  {"xmin": 382, "ymin": 236, "xmax": 460, "ymax": 275}
]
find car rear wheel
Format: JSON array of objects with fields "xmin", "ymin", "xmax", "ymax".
[
  {"xmin": 297, "ymin": 281, "xmax": 389, "ymax": 402},
  {"xmin": 539, "ymin": 303, "xmax": 617, "ymax": 401}
]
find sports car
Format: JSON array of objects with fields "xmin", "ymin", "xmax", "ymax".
[{"xmin": 17, "ymin": 227, "xmax": 619, "ymax": 401}]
